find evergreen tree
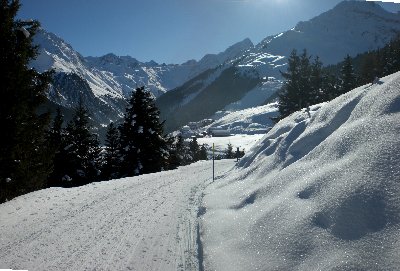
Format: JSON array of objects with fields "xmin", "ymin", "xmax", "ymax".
[
  {"xmin": 359, "ymin": 53, "xmax": 380, "ymax": 85},
  {"xmin": 279, "ymin": 49, "xmax": 314, "ymax": 118},
  {"xmin": 102, "ymin": 122, "xmax": 120, "ymax": 180},
  {"xmin": 188, "ymin": 137, "xmax": 200, "ymax": 163},
  {"xmin": 225, "ymin": 143, "xmax": 234, "ymax": 159},
  {"xmin": 322, "ymin": 72, "xmax": 339, "ymax": 102},
  {"xmin": 166, "ymin": 135, "xmax": 187, "ymax": 169},
  {"xmin": 119, "ymin": 86, "xmax": 169, "ymax": 176},
  {"xmin": 339, "ymin": 55, "xmax": 357, "ymax": 94},
  {"xmin": 298, "ymin": 49, "xmax": 312, "ymax": 108},
  {"xmin": 198, "ymin": 144, "xmax": 208, "ymax": 161},
  {"xmin": 48, "ymin": 108, "xmax": 64, "ymax": 148},
  {"xmin": 166, "ymin": 139, "xmax": 180, "ymax": 170},
  {"xmin": 0, "ymin": 0, "xmax": 53, "ymax": 202},
  {"xmin": 47, "ymin": 108, "xmax": 65, "ymax": 186},
  {"xmin": 310, "ymin": 56, "xmax": 325, "ymax": 104},
  {"xmin": 62, "ymin": 100, "xmax": 101, "ymax": 186},
  {"xmin": 386, "ymin": 37, "xmax": 400, "ymax": 74},
  {"xmin": 176, "ymin": 135, "xmax": 192, "ymax": 166},
  {"xmin": 279, "ymin": 49, "xmax": 302, "ymax": 119}
]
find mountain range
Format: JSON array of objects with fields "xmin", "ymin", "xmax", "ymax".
[{"xmin": 31, "ymin": 1, "xmax": 400, "ymax": 132}]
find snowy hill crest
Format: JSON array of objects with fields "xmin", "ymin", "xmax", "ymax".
[{"xmin": 202, "ymin": 71, "xmax": 400, "ymax": 271}]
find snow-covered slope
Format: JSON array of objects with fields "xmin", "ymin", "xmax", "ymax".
[
  {"xmin": 201, "ymin": 71, "xmax": 400, "ymax": 270},
  {"xmin": 209, "ymin": 102, "xmax": 279, "ymax": 135},
  {"xmin": 1, "ymin": 71, "xmax": 399, "ymax": 270},
  {"xmin": 0, "ymin": 160, "xmax": 235, "ymax": 271},
  {"xmin": 157, "ymin": 1, "xmax": 400, "ymax": 131},
  {"xmin": 259, "ymin": 1, "xmax": 400, "ymax": 65}
]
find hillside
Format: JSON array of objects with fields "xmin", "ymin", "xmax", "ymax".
[
  {"xmin": 201, "ymin": 71, "xmax": 400, "ymax": 271},
  {"xmin": 257, "ymin": 1, "xmax": 400, "ymax": 65},
  {"xmin": 31, "ymin": 30, "xmax": 252, "ymax": 125},
  {"xmin": 1, "ymin": 69, "xmax": 399, "ymax": 270},
  {"xmin": 157, "ymin": 0, "xmax": 400, "ymax": 132},
  {"xmin": 30, "ymin": 1, "xmax": 400, "ymax": 129}
]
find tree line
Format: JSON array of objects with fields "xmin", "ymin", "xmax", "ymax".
[
  {"xmin": 0, "ymin": 0, "xmax": 210, "ymax": 202},
  {"xmin": 47, "ymin": 87, "xmax": 211, "ymax": 188},
  {"xmin": 278, "ymin": 35, "xmax": 400, "ymax": 119}
]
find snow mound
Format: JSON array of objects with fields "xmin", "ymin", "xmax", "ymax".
[
  {"xmin": 202, "ymin": 71, "xmax": 400, "ymax": 270},
  {"xmin": 210, "ymin": 103, "xmax": 279, "ymax": 135}
]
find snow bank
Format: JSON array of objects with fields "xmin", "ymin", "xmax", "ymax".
[{"xmin": 201, "ymin": 72, "xmax": 400, "ymax": 270}]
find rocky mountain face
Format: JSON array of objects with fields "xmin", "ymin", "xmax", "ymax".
[
  {"xmin": 31, "ymin": 30, "xmax": 253, "ymax": 126},
  {"xmin": 31, "ymin": 1, "xmax": 400, "ymax": 132}
]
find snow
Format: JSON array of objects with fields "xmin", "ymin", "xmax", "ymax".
[
  {"xmin": 210, "ymin": 102, "xmax": 279, "ymax": 135},
  {"xmin": 1, "ymin": 71, "xmax": 400, "ymax": 270},
  {"xmin": 0, "ymin": 160, "xmax": 235, "ymax": 271},
  {"xmin": 223, "ymin": 80, "xmax": 282, "ymax": 112},
  {"xmin": 31, "ymin": 2, "xmax": 400, "ymax": 130},
  {"xmin": 201, "ymin": 71, "xmax": 400, "ymax": 270},
  {"xmin": 197, "ymin": 134, "xmax": 265, "ymax": 156},
  {"xmin": 257, "ymin": 1, "xmax": 400, "ymax": 65}
]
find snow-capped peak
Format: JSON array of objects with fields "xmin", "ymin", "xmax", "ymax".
[{"xmin": 257, "ymin": 0, "xmax": 400, "ymax": 65}]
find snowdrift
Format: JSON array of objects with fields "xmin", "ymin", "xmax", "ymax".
[{"xmin": 202, "ymin": 72, "xmax": 400, "ymax": 270}]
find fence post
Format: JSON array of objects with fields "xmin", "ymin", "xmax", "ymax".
[{"xmin": 212, "ymin": 143, "xmax": 215, "ymax": 181}]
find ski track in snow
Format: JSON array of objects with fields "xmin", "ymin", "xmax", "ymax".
[{"xmin": 0, "ymin": 160, "xmax": 235, "ymax": 271}]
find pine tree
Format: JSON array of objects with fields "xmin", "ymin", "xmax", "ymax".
[
  {"xmin": 189, "ymin": 137, "xmax": 200, "ymax": 163},
  {"xmin": 47, "ymin": 108, "xmax": 65, "ymax": 186},
  {"xmin": 359, "ymin": 53, "xmax": 380, "ymax": 85},
  {"xmin": 198, "ymin": 144, "xmax": 208, "ymax": 161},
  {"xmin": 339, "ymin": 55, "xmax": 357, "ymax": 94},
  {"xmin": 175, "ymin": 135, "xmax": 192, "ymax": 166},
  {"xmin": 298, "ymin": 49, "xmax": 312, "ymax": 109},
  {"xmin": 310, "ymin": 56, "xmax": 325, "ymax": 104},
  {"xmin": 102, "ymin": 122, "xmax": 120, "ymax": 180},
  {"xmin": 0, "ymin": 0, "xmax": 53, "ymax": 202},
  {"xmin": 119, "ymin": 86, "xmax": 169, "ymax": 176},
  {"xmin": 166, "ymin": 135, "xmax": 184, "ymax": 169},
  {"xmin": 279, "ymin": 49, "xmax": 302, "ymax": 119},
  {"xmin": 62, "ymin": 100, "xmax": 101, "ymax": 186},
  {"xmin": 279, "ymin": 49, "xmax": 314, "ymax": 118},
  {"xmin": 225, "ymin": 143, "xmax": 234, "ymax": 159}
]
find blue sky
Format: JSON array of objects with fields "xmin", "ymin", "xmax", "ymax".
[{"xmin": 18, "ymin": 0, "xmax": 400, "ymax": 64}]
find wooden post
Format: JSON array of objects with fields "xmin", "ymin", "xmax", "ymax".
[{"xmin": 212, "ymin": 143, "xmax": 215, "ymax": 181}]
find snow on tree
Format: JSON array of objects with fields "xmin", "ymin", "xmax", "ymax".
[
  {"xmin": 101, "ymin": 122, "xmax": 121, "ymax": 180},
  {"xmin": 225, "ymin": 143, "xmax": 234, "ymax": 159},
  {"xmin": 119, "ymin": 86, "xmax": 169, "ymax": 176},
  {"xmin": 189, "ymin": 137, "xmax": 200, "ymax": 163},
  {"xmin": 61, "ymin": 100, "xmax": 101, "ymax": 186}
]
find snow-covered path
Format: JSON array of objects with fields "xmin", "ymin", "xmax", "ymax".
[{"xmin": 0, "ymin": 160, "xmax": 235, "ymax": 271}]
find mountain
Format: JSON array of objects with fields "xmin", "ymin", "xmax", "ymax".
[
  {"xmin": 32, "ymin": 1, "xmax": 400, "ymax": 131},
  {"xmin": 1, "ymin": 71, "xmax": 399, "ymax": 271},
  {"xmin": 202, "ymin": 70, "xmax": 400, "ymax": 271},
  {"xmin": 157, "ymin": 0, "xmax": 400, "ymax": 132},
  {"xmin": 258, "ymin": 0, "xmax": 400, "ymax": 65},
  {"xmin": 31, "ymin": 30, "xmax": 253, "ymax": 125}
]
